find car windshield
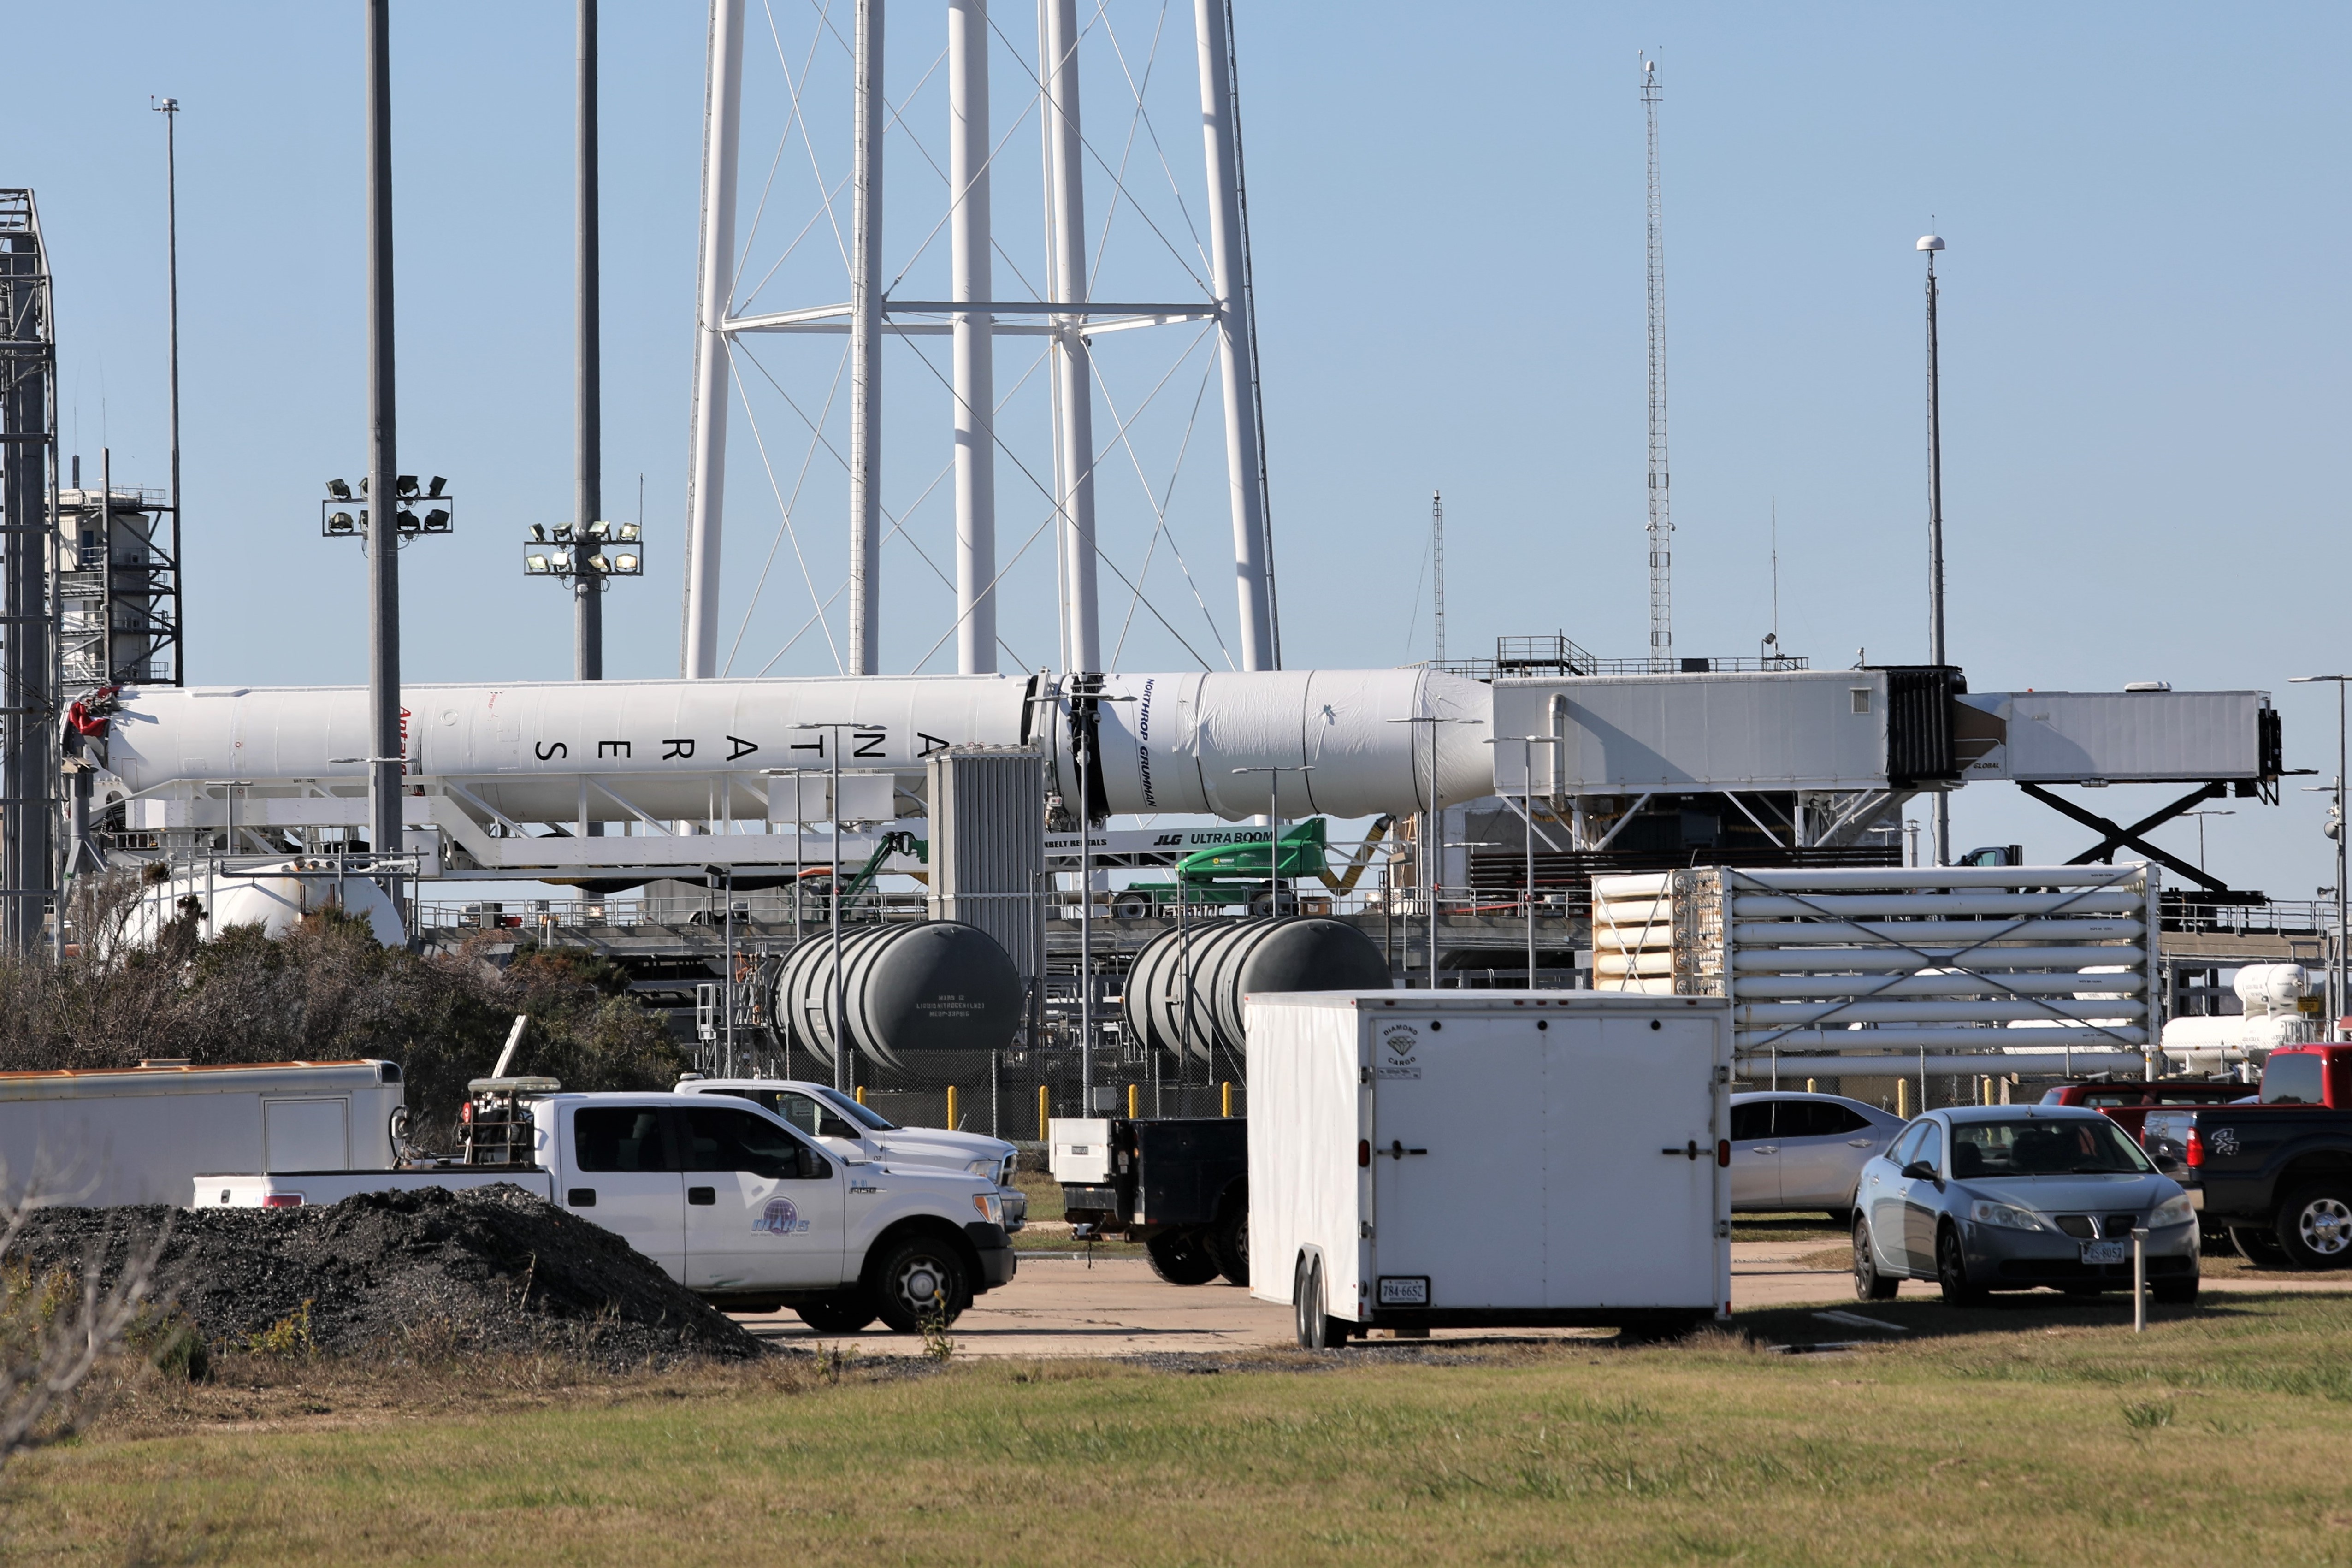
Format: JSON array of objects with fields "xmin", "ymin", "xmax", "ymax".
[
  {"xmin": 815, "ymin": 1085, "xmax": 898, "ymax": 1131},
  {"xmin": 1950, "ymin": 1117, "xmax": 2153, "ymax": 1178}
]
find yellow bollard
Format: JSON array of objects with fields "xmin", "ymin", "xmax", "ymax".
[
  {"xmin": 947, "ymin": 1085, "xmax": 960, "ymax": 1130},
  {"xmin": 855, "ymin": 1085, "xmax": 867, "ymax": 1106},
  {"xmin": 1127, "ymin": 1083, "xmax": 1138, "ymax": 1118},
  {"xmin": 1038, "ymin": 1084, "xmax": 1051, "ymax": 1141},
  {"xmin": 1221, "ymin": 1081, "xmax": 1234, "ymax": 1118},
  {"xmin": 1897, "ymin": 1078, "xmax": 1910, "ymax": 1119},
  {"xmin": 1805, "ymin": 1077, "xmax": 1817, "ymax": 1095}
]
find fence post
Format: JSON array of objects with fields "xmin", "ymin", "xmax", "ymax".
[
  {"xmin": 1221, "ymin": 1081, "xmax": 1234, "ymax": 1118},
  {"xmin": 855, "ymin": 1085, "xmax": 867, "ymax": 1106},
  {"xmin": 1897, "ymin": 1078, "xmax": 1910, "ymax": 1119},
  {"xmin": 1127, "ymin": 1083, "xmax": 1137, "ymax": 1118},
  {"xmin": 947, "ymin": 1084, "xmax": 960, "ymax": 1130}
]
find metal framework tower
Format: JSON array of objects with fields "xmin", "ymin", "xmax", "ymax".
[
  {"xmin": 1430, "ymin": 490, "xmax": 1445, "ymax": 667},
  {"xmin": 0, "ymin": 191, "xmax": 57, "ymax": 951},
  {"xmin": 1641, "ymin": 53, "xmax": 1672, "ymax": 668}
]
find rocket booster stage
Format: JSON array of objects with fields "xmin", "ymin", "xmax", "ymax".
[{"xmin": 104, "ymin": 669, "xmax": 1494, "ymax": 825}]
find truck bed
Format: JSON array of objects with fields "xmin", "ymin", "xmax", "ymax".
[{"xmin": 197, "ymin": 1166, "xmax": 554, "ymax": 1208}]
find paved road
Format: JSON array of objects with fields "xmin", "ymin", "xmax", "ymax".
[{"xmin": 732, "ymin": 1242, "xmax": 2352, "ymax": 1357}]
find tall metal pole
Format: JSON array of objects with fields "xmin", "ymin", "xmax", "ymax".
[
  {"xmin": 1043, "ymin": 0, "xmax": 1099, "ymax": 672},
  {"xmin": 364, "ymin": 0, "xmax": 405, "ymax": 916},
  {"xmin": 2294, "ymin": 675, "xmax": 2350, "ymax": 1041},
  {"xmin": 154, "ymin": 98, "xmax": 183, "ymax": 686},
  {"xmin": 574, "ymin": 0, "xmax": 605, "ymax": 684},
  {"xmin": 949, "ymin": 0, "xmax": 997, "ymax": 675},
  {"xmin": 847, "ymin": 0, "xmax": 884, "ymax": 675},
  {"xmin": 1193, "ymin": 0, "xmax": 1273, "ymax": 671},
  {"xmin": 1641, "ymin": 53, "xmax": 1672, "ymax": 669},
  {"xmin": 1078, "ymin": 726, "xmax": 1093, "ymax": 1112},
  {"xmin": 682, "ymin": 0, "xmax": 745, "ymax": 679},
  {"xmin": 1921, "ymin": 232, "xmax": 1950, "ymax": 865}
]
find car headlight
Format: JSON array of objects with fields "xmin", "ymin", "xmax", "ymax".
[
  {"xmin": 971, "ymin": 1190, "xmax": 1004, "ymax": 1226},
  {"xmin": 1970, "ymin": 1199, "xmax": 2052, "ymax": 1232},
  {"xmin": 967, "ymin": 1157, "xmax": 1000, "ymax": 1179},
  {"xmin": 2148, "ymin": 1193, "xmax": 2196, "ymax": 1230}
]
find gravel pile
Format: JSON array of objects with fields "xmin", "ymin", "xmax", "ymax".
[{"xmin": 10, "ymin": 1183, "xmax": 764, "ymax": 1368}]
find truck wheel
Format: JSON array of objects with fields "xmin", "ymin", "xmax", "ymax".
[
  {"xmin": 2233, "ymin": 1227, "xmax": 2292, "ymax": 1269},
  {"xmin": 871, "ymin": 1234, "xmax": 972, "ymax": 1333},
  {"xmin": 796, "ymin": 1296, "xmax": 877, "ymax": 1334},
  {"xmin": 1113, "ymin": 894, "xmax": 1153, "ymax": 919},
  {"xmin": 1934, "ymin": 1222, "xmax": 1986, "ymax": 1306},
  {"xmin": 1853, "ymin": 1213, "xmax": 1899, "ymax": 1301},
  {"xmin": 1145, "ymin": 1227, "xmax": 1221, "ymax": 1286},
  {"xmin": 2274, "ymin": 1186, "xmax": 2352, "ymax": 1271},
  {"xmin": 1293, "ymin": 1254, "xmax": 1349, "ymax": 1349},
  {"xmin": 1205, "ymin": 1207, "xmax": 1250, "ymax": 1288}
]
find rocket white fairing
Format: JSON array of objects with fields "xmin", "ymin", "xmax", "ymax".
[{"xmin": 103, "ymin": 669, "xmax": 1493, "ymax": 826}]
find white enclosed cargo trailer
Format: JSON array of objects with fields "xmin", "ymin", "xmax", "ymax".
[
  {"xmin": 0, "ymin": 1059, "xmax": 405, "ymax": 1207},
  {"xmin": 1245, "ymin": 992, "xmax": 1732, "ymax": 1346}
]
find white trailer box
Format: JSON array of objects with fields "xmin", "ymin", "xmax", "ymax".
[
  {"xmin": 0, "ymin": 1059, "xmax": 404, "ymax": 1207},
  {"xmin": 1246, "ymin": 992, "xmax": 1731, "ymax": 1344}
]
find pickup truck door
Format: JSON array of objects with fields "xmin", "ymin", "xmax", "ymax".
[
  {"xmin": 678, "ymin": 1103, "xmax": 845, "ymax": 1290},
  {"xmin": 564, "ymin": 1105, "xmax": 686, "ymax": 1279},
  {"xmin": 750, "ymin": 1087, "xmax": 879, "ymax": 1165}
]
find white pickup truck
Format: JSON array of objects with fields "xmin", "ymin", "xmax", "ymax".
[
  {"xmin": 198, "ymin": 1083, "xmax": 1014, "ymax": 1334},
  {"xmin": 674, "ymin": 1076, "xmax": 1026, "ymax": 1231}
]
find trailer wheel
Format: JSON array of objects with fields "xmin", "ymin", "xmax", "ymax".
[
  {"xmin": 1112, "ymin": 894, "xmax": 1154, "ymax": 919},
  {"xmin": 2273, "ymin": 1185, "xmax": 2352, "ymax": 1271},
  {"xmin": 1145, "ymin": 1227, "xmax": 1221, "ymax": 1286},
  {"xmin": 1205, "ymin": 1205, "xmax": 1250, "ymax": 1288},
  {"xmin": 1293, "ymin": 1254, "xmax": 1348, "ymax": 1349},
  {"xmin": 796, "ymin": 1296, "xmax": 878, "ymax": 1334},
  {"xmin": 871, "ymin": 1234, "xmax": 971, "ymax": 1332}
]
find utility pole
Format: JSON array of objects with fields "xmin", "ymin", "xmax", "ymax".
[
  {"xmin": 2294, "ymin": 674, "xmax": 2350, "ymax": 1041},
  {"xmin": 152, "ymin": 96, "xmax": 183, "ymax": 685},
  {"xmin": 1641, "ymin": 52, "xmax": 1672, "ymax": 669},
  {"xmin": 574, "ymin": 0, "xmax": 604, "ymax": 684},
  {"xmin": 1921, "ymin": 231, "xmax": 1949, "ymax": 865},
  {"xmin": 364, "ymin": 0, "xmax": 405, "ymax": 917},
  {"xmin": 847, "ymin": 0, "xmax": 883, "ymax": 674}
]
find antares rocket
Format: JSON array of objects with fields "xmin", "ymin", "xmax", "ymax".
[{"xmin": 102, "ymin": 669, "xmax": 1495, "ymax": 826}]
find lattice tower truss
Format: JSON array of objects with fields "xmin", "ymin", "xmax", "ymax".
[
  {"xmin": 1641, "ymin": 53, "xmax": 1672, "ymax": 666},
  {"xmin": 0, "ymin": 192, "xmax": 56, "ymax": 951}
]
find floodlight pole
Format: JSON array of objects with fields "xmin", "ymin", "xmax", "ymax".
[
  {"xmin": 1921, "ymin": 231, "xmax": 1950, "ymax": 866},
  {"xmin": 364, "ymin": 0, "xmax": 405, "ymax": 920},
  {"xmin": 794, "ymin": 722, "xmax": 859, "ymax": 1092},
  {"xmin": 153, "ymin": 95, "xmax": 183, "ymax": 686},
  {"xmin": 574, "ymin": 0, "xmax": 605, "ymax": 686}
]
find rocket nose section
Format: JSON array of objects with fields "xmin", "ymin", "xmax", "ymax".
[{"xmin": 1421, "ymin": 671, "xmax": 1494, "ymax": 810}]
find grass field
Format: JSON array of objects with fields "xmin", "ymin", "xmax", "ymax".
[{"xmin": 14, "ymin": 1290, "xmax": 2352, "ymax": 1564}]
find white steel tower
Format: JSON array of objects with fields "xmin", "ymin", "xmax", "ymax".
[
  {"xmin": 1641, "ymin": 53, "xmax": 1672, "ymax": 668},
  {"xmin": 1430, "ymin": 490, "xmax": 1446, "ymax": 667}
]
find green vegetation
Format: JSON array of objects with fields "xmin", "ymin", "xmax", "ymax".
[{"xmin": 17, "ymin": 1292, "xmax": 2352, "ymax": 1563}]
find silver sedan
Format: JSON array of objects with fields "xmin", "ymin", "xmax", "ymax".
[
  {"xmin": 1727, "ymin": 1092, "xmax": 1905, "ymax": 1219},
  {"xmin": 1852, "ymin": 1106, "xmax": 2199, "ymax": 1305}
]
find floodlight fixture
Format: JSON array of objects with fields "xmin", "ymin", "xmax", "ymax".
[
  {"xmin": 553, "ymin": 524, "xmax": 574, "ymax": 542},
  {"xmin": 396, "ymin": 509, "xmax": 420, "ymax": 534},
  {"xmin": 326, "ymin": 478, "xmax": 351, "ymax": 500},
  {"xmin": 423, "ymin": 509, "xmax": 451, "ymax": 533},
  {"xmin": 327, "ymin": 511, "xmax": 356, "ymax": 535},
  {"xmin": 426, "ymin": 475, "xmax": 447, "ymax": 498},
  {"xmin": 615, "ymin": 521, "xmax": 641, "ymax": 542},
  {"xmin": 612, "ymin": 552, "xmax": 640, "ymax": 574},
  {"xmin": 525, "ymin": 553, "xmax": 553, "ymax": 575},
  {"xmin": 357, "ymin": 477, "xmax": 370, "ymax": 496},
  {"xmin": 587, "ymin": 520, "xmax": 610, "ymax": 539},
  {"xmin": 529, "ymin": 523, "xmax": 547, "ymax": 542},
  {"xmin": 587, "ymin": 553, "xmax": 613, "ymax": 574},
  {"xmin": 395, "ymin": 474, "xmax": 419, "ymax": 497}
]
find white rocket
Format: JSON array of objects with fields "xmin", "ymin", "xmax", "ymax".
[{"xmin": 102, "ymin": 669, "xmax": 1495, "ymax": 828}]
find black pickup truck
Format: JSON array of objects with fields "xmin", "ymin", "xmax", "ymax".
[
  {"xmin": 1052, "ymin": 1117, "xmax": 1249, "ymax": 1287},
  {"xmin": 2143, "ymin": 1044, "xmax": 2352, "ymax": 1269}
]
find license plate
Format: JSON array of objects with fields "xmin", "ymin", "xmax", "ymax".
[
  {"xmin": 2080, "ymin": 1240, "xmax": 2127, "ymax": 1266},
  {"xmin": 1377, "ymin": 1276, "xmax": 1429, "ymax": 1306}
]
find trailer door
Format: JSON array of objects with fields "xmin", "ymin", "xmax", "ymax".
[
  {"xmin": 1371, "ymin": 1016, "xmax": 1547, "ymax": 1309},
  {"xmin": 1542, "ymin": 1014, "xmax": 1717, "ymax": 1308}
]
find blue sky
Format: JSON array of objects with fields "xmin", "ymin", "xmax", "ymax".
[{"xmin": 8, "ymin": 2, "xmax": 2349, "ymax": 898}]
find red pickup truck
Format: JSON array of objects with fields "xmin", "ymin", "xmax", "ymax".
[
  {"xmin": 2037, "ymin": 1079, "xmax": 2249, "ymax": 1143},
  {"xmin": 2142, "ymin": 1045, "xmax": 2352, "ymax": 1269}
]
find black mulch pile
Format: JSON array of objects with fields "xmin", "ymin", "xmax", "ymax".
[{"xmin": 9, "ymin": 1183, "xmax": 765, "ymax": 1369}]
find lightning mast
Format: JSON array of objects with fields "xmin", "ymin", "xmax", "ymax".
[
  {"xmin": 1430, "ymin": 490, "xmax": 1445, "ymax": 667},
  {"xmin": 1641, "ymin": 52, "xmax": 1672, "ymax": 668}
]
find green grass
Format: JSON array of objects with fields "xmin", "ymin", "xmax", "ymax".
[{"xmin": 17, "ymin": 1292, "xmax": 2352, "ymax": 1563}]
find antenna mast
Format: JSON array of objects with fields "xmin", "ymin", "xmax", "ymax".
[
  {"xmin": 1430, "ymin": 490, "xmax": 1446, "ymax": 666},
  {"xmin": 1641, "ymin": 52, "xmax": 1672, "ymax": 668}
]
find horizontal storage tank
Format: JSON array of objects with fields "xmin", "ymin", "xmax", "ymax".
[
  {"xmin": 770, "ymin": 921, "xmax": 1024, "ymax": 1073},
  {"xmin": 1123, "ymin": 916, "xmax": 1392, "ymax": 1065}
]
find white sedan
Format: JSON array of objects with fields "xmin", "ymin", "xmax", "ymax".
[
  {"xmin": 1728, "ymin": 1091, "xmax": 1906, "ymax": 1219},
  {"xmin": 675, "ymin": 1076, "xmax": 1026, "ymax": 1230}
]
